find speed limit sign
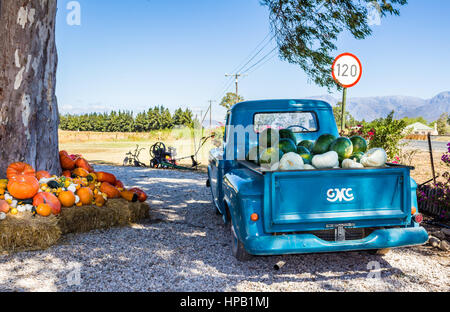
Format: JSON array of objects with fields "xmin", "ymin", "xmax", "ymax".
[{"xmin": 332, "ymin": 53, "xmax": 362, "ymax": 88}]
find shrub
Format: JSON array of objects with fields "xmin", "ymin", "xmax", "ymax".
[{"xmin": 364, "ymin": 111, "xmax": 407, "ymax": 160}]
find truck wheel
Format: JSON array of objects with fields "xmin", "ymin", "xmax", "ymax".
[
  {"xmin": 206, "ymin": 178, "xmax": 211, "ymax": 187},
  {"xmin": 231, "ymin": 224, "xmax": 252, "ymax": 261},
  {"xmin": 369, "ymin": 248, "xmax": 391, "ymax": 255}
]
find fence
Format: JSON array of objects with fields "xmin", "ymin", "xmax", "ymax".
[{"xmin": 418, "ymin": 185, "xmax": 446, "ymax": 218}]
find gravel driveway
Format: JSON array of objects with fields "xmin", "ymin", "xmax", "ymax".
[{"xmin": 0, "ymin": 165, "xmax": 448, "ymax": 292}]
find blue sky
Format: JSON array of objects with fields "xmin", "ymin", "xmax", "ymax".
[{"xmin": 56, "ymin": 0, "xmax": 450, "ymax": 120}]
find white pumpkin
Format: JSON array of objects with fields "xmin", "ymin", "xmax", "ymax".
[
  {"xmin": 39, "ymin": 177, "xmax": 57, "ymax": 185},
  {"xmin": 312, "ymin": 151, "xmax": 339, "ymax": 169},
  {"xmin": 303, "ymin": 164, "xmax": 316, "ymax": 170},
  {"xmin": 361, "ymin": 148, "xmax": 387, "ymax": 167},
  {"xmin": 67, "ymin": 184, "xmax": 77, "ymax": 193},
  {"xmin": 0, "ymin": 212, "xmax": 6, "ymax": 221},
  {"xmin": 279, "ymin": 153, "xmax": 304, "ymax": 171},
  {"xmin": 269, "ymin": 162, "xmax": 280, "ymax": 171},
  {"xmin": 342, "ymin": 159, "xmax": 364, "ymax": 169}
]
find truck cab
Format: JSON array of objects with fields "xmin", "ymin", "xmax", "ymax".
[{"xmin": 207, "ymin": 99, "xmax": 428, "ymax": 261}]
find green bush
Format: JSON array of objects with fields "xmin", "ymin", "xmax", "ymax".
[{"xmin": 364, "ymin": 111, "xmax": 407, "ymax": 160}]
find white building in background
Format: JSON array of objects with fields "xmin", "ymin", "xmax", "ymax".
[{"xmin": 404, "ymin": 122, "xmax": 439, "ymax": 135}]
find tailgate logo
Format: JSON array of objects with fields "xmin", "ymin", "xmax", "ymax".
[{"xmin": 327, "ymin": 188, "xmax": 354, "ymax": 202}]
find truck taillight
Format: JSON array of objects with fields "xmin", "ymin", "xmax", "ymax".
[
  {"xmin": 414, "ymin": 213, "xmax": 423, "ymax": 224},
  {"xmin": 251, "ymin": 213, "xmax": 259, "ymax": 222},
  {"xmin": 411, "ymin": 206, "xmax": 417, "ymax": 215}
]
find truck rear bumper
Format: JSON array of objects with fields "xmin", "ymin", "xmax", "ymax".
[{"xmin": 244, "ymin": 227, "xmax": 429, "ymax": 256}]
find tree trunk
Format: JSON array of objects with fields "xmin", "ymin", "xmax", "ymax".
[{"xmin": 0, "ymin": 0, "xmax": 60, "ymax": 178}]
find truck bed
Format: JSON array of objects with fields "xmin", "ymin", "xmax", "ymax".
[{"xmin": 237, "ymin": 160, "xmax": 415, "ymax": 233}]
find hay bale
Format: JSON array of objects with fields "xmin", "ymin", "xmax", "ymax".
[
  {"xmin": 0, "ymin": 199, "xmax": 150, "ymax": 253},
  {"xmin": 0, "ymin": 213, "xmax": 61, "ymax": 253},
  {"xmin": 58, "ymin": 199, "xmax": 150, "ymax": 234}
]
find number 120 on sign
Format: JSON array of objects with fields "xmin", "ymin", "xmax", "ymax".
[{"xmin": 332, "ymin": 53, "xmax": 362, "ymax": 88}]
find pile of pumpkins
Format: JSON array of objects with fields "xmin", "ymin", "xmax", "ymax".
[
  {"xmin": 248, "ymin": 128, "xmax": 388, "ymax": 171},
  {"xmin": 0, "ymin": 151, "xmax": 147, "ymax": 220}
]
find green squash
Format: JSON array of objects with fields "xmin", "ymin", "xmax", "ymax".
[
  {"xmin": 279, "ymin": 129, "xmax": 297, "ymax": 145},
  {"xmin": 350, "ymin": 151, "xmax": 365, "ymax": 163},
  {"xmin": 312, "ymin": 134, "xmax": 337, "ymax": 155},
  {"xmin": 297, "ymin": 140, "xmax": 314, "ymax": 153},
  {"xmin": 278, "ymin": 138, "xmax": 297, "ymax": 154},
  {"xmin": 350, "ymin": 136, "xmax": 368, "ymax": 154},
  {"xmin": 296, "ymin": 146, "xmax": 312, "ymax": 165},
  {"xmin": 329, "ymin": 137, "xmax": 354, "ymax": 162},
  {"xmin": 259, "ymin": 128, "xmax": 279, "ymax": 149}
]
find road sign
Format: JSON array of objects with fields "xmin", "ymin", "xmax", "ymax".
[{"xmin": 332, "ymin": 53, "xmax": 362, "ymax": 88}]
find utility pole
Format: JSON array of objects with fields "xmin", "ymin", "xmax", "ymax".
[
  {"xmin": 225, "ymin": 73, "xmax": 247, "ymax": 103},
  {"xmin": 208, "ymin": 100, "xmax": 215, "ymax": 130},
  {"xmin": 341, "ymin": 88, "xmax": 347, "ymax": 134}
]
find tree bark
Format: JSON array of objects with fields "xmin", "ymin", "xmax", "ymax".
[{"xmin": 0, "ymin": 0, "xmax": 60, "ymax": 178}]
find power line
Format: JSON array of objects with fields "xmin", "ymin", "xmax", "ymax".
[
  {"xmin": 241, "ymin": 46, "xmax": 278, "ymax": 74},
  {"xmin": 230, "ymin": 32, "xmax": 274, "ymax": 74},
  {"xmin": 234, "ymin": 34, "xmax": 276, "ymax": 74},
  {"xmin": 245, "ymin": 52, "xmax": 277, "ymax": 75},
  {"xmin": 213, "ymin": 32, "xmax": 275, "ymax": 102}
]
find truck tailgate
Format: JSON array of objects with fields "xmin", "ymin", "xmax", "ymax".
[{"xmin": 263, "ymin": 168, "xmax": 412, "ymax": 233}]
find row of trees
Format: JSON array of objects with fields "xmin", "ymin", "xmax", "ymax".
[{"xmin": 59, "ymin": 107, "xmax": 194, "ymax": 132}]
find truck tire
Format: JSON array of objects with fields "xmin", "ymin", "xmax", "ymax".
[
  {"xmin": 369, "ymin": 248, "xmax": 391, "ymax": 255},
  {"xmin": 206, "ymin": 178, "xmax": 211, "ymax": 187},
  {"xmin": 231, "ymin": 224, "xmax": 253, "ymax": 261}
]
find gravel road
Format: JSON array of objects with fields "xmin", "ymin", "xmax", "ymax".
[
  {"xmin": 0, "ymin": 166, "xmax": 448, "ymax": 292},
  {"xmin": 402, "ymin": 140, "xmax": 449, "ymax": 152}
]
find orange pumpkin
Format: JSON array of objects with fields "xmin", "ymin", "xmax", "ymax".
[
  {"xmin": 33, "ymin": 192, "xmax": 61, "ymax": 215},
  {"xmin": 100, "ymin": 182, "xmax": 120, "ymax": 198},
  {"xmin": 62, "ymin": 170, "xmax": 72, "ymax": 178},
  {"xmin": 76, "ymin": 187, "xmax": 94, "ymax": 205},
  {"xmin": 120, "ymin": 190, "xmax": 138, "ymax": 202},
  {"xmin": 36, "ymin": 203, "xmax": 52, "ymax": 217},
  {"xmin": 36, "ymin": 170, "xmax": 51, "ymax": 180},
  {"xmin": 75, "ymin": 158, "xmax": 94, "ymax": 173},
  {"xmin": 7, "ymin": 176, "xmax": 39, "ymax": 200},
  {"xmin": 58, "ymin": 191, "xmax": 76, "ymax": 207},
  {"xmin": 95, "ymin": 172, "xmax": 116, "ymax": 184},
  {"xmin": 128, "ymin": 188, "xmax": 147, "ymax": 202},
  {"xmin": 73, "ymin": 168, "xmax": 89, "ymax": 177},
  {"xmin": 6, "ymin": 162, "xmax": 35, "ymax": 180},
  {"xmin": 0, "ymin": 200, "xmax": 10, "ymax": 213},
  {"xmin": 94, "ymin": 194, "xmax": 106, "ymax": 207},
  {"xmin": 114, "ymin": 180, "xmax": 125, "ymax": 189},
  {"xmin": 59, "ymin": 151, "xmax": 76, "ymax": 170}
]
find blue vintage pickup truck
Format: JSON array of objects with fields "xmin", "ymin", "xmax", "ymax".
[{"xmin": 207, "ymin": 99, "xmax": 428, "ymax": 261}]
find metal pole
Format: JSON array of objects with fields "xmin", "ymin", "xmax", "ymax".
[
  {"xmin": 235, "ymin": 75, "xmax": 239, "ymax": 103},
  {"xmin": 427, "ymin": 133, "xmax": 437, "ymax": 184},
  {"xmin": 341, "ymin": 88, "xmax": 347, "ymax": 133},
  {"xmin": 208, "ymin": 100, "xmax": 215, "ymax": 131}
]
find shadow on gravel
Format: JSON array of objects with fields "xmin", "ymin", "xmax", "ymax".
[{"xmin": 0, "ymin": 166, "xmax": 411, "ymax": 291}]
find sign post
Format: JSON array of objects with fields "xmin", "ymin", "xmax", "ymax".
[{"xmin": 332, "ymin": 53, "xmax": 362, "ymax": 132}]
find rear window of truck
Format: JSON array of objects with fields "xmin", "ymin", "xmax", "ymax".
[{"xmin": 253, "ymin": 112, "xmax": 318, "ymax": 133}]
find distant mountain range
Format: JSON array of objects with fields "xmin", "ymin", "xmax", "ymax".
[{"xmin": 307, "ymin": 91, "xmax": 450, "ymax": 122}]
